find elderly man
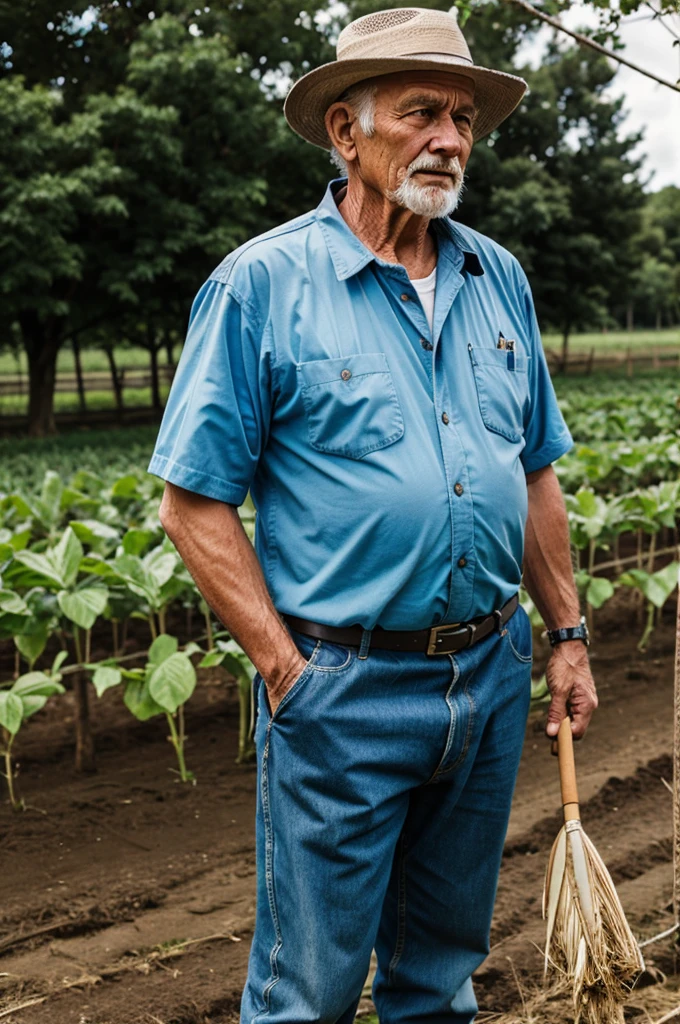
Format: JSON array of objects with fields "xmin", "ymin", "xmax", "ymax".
[{"xmin": 149, "ymin": 7, "xmax": 597, "ymax": 1023}]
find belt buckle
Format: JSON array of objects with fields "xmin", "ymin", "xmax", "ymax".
[{"xmin": 427, "ymin": 622, "xmax": 472, "ymax": 656}]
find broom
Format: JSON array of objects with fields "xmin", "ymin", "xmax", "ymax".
[{"xmin": 543, "ymin": 717, "xmax": 645, "ymax": 1023}]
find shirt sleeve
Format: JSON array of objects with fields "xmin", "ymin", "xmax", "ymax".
[
  {"xmin": 147, "ymin": 278, "xmax": 273, "ymax": 506},
  {"xmin": 517, "ymin": 269, "xmax": 573, "ymax": 475}
]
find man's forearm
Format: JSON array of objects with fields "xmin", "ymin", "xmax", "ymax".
[
  {"xmin": 159, "ymin": 482, "xmax": 304, "ymax": 692},
  {"xmin": 522, "ymin": 465, "xmax": 580, "ymax": 629}
]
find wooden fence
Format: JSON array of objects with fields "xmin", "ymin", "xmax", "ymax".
[
  {"xmin": 0, "ymin": 346, "xmax": 678, "ymax": 433},
  {"xmin": 0, "ymin": 365, "xmax": 175, "ymax": 398}
]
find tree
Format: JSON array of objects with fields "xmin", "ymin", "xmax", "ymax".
[{"xmin": 454, "ymin": 23, "xmax": 645, "ymax": 361}]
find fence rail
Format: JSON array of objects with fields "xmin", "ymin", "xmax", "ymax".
[
  {"xmin": 0, "ymin": 365, "xmax": 176, "ymax": 398},
  {"xmin": 0, "ymin": 346, "xmax": 678, "ymax": 430}
]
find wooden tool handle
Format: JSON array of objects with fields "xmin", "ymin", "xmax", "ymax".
[{"xmin": 557, "ymin": 717, "xmax": 580, "ymax": 822}]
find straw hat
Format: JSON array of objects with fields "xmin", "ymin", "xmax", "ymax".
[{"xmin": 284, "ymin": 7, "xmax": 527, "ymax": 150}]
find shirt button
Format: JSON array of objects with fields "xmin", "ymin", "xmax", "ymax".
[
  {"xmin": 340, "ymin": 369, "xmax": 352, "ymax": 381},
  {"xmin": 401, "ymin": 293, "xmax": 410, "ymax": 302},
  {"xmin": 457, "ymin": 556, "xmax": 467, "ymax": 568},
  {"xmin": 441, "ymin": 412, "xmax": 450, "ymax": 425},
  {"xmin": 420, "ymin": 338, "xmax": 433, "ymax": 351},
  {"xmin": 454, "ymin": 482, "xmax": 464, "ymax": 496}
]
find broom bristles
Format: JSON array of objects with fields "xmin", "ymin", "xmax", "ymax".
[{"xmin": 543, "ymin": 822, "xmax": 644, "ymax": 1024}]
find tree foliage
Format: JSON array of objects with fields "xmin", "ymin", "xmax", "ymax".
[{"xmin": 0, "ymin": 0, "xmax": 675, "ymax": 433}]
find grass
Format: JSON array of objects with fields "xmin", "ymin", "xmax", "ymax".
[
  {"xmin": 0, "ymin": 387, "xmax": 171, "ymax": 416},
  {"xmin": 0, "ymin": 345, "xmax": 177, "ymax": 375},
  {"xmin": 542, "ymin": 327, "xmax": 680, "ymax": 354}
]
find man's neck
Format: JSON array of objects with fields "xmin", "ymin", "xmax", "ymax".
[{"xmin": 336, "ymin": 179, "xmax": 437, "ymax": 281}]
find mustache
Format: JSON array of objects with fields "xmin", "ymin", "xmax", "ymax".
[{"xmin": 406, "ymin": 157, "xmax": 464, "ymax": 184}]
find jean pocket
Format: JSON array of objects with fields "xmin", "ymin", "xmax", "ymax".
[
  {"xmin": 265, "ymin": 640, "xmax": 322, "ymax": 721},
  {"xmin": 468, "ymin": 344, "xmax": 530, "ymax": 443},
  {"xmin": 504, "ymin": 606, "xmax": 534, "ymax": 664},
  {"xmin": 298, "ymin": 353, "xmax": 404, "ymax": 459}
]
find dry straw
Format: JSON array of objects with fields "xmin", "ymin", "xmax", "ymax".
[{"xmin": 543, "ymin": 718, "xmax": 644, "ymax": 1023}]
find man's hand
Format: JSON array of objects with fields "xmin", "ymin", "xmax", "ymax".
[
  {"xmin": 545, "ymin": 641, "xmax": 598, "ymax": 740},
  {"xmin": 265, "ymin": 652, "xmax": 310, "ymax": 717}
]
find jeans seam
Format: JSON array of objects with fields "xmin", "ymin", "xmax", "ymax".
[
  {"xmin": 387, "ymin": 832, "xmax": 408, "ymax": 984},
  {"xmin": 505, "ymin": 630, "xmax": 533, "ymax": 663},
  {"xmin": 425, "ymin": 656, "xmax": 460, "ymax": 785},
  {"xmin": 311, "ymin": 647, "xmax": 355, "ymax": 672},
  {"xmin": 251, "ymin": 722, "xmax": 282, "ymax": 1022}
]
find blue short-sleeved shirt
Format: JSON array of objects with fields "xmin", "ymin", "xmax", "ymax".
[{"xmin": 148, "ymin": 179, "xmax": 572, "ymax": 630}]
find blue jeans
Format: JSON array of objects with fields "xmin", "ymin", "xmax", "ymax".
[{"xmin": 240, "ymin": 606, "xmax": 533, "ymax": 1024}]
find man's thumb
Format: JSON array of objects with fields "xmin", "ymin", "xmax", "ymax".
[{"xmin": 546, "ymin": 693, "xmax": 568, "ymax": 737}]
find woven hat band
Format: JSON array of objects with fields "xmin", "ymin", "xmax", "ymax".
[{"xmin": 402, "ymin": 52, "xmax": 474, "ymax": 65}]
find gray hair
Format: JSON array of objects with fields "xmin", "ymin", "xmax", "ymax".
[{"xmin": 329, "ymin": 82, "xmax": 378, "ymax": 175}]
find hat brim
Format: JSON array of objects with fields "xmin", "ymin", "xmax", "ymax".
[{"xmin": 284, "ymin": 57, "xmax": 527, "ymax": 149}]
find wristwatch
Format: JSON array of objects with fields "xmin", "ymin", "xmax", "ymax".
[{"xmin": 546, "ymin": 616, "xmax": 590, "ymax": 648}]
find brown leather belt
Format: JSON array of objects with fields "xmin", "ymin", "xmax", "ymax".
[{"xmin": 282, "ymin": 593, "xmax": 519, "ymax": 657}]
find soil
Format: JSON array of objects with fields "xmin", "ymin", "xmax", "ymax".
[{"xmin": 2, "ymin": 621, "xmax": 680, "ymax": 1024}]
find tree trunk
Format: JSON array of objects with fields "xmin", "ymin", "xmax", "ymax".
[
  {"xmin": 25, "ymin": 337, "xmax": 60, "ymax": 437},
  {"xmin": 165, "ymin": 335, "xmax": 175, "ymax": 370},
  {"xmin": 626, "ymin": 301, "xmax": 634, "ymax": 332},
  {"xmin": 560, "ymin": 325, "xmax": 571, "ymax": 373},
  {"xmin": 149, "ymin": 339, "xmax": 161, "ymax": 411},
  {"xmin": 656, "ymin": 308, "xmax": 662, "ymax": 331},
  {"xmin": 105, "ymin": 346, "xmax": 124, "ymax": 411},
  {"xmin": 72, "ymin": 337, "xmax": 87, "ymax": 412}
]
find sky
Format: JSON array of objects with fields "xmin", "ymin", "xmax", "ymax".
[{"xmin": 515, "ymin": 2, "xmax": 680, "ymax": 192}]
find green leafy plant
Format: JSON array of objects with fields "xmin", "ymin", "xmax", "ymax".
[
  {"xmin": 0, "ymin": 652, "xmax": 67, "ymax": 810},
  {"xmin": 92, "ymin": 634, "xmax": 197, "ymax": 782}
]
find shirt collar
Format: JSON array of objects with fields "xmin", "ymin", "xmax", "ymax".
[{"xmin": 315, "ymin": 178, "xmax": 484, "ymax": 282}]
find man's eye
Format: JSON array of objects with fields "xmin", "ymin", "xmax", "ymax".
[
  {"xmin": 411, "ymin": 108, "xmax": 433, "ymax": 118},
  {"xmin": 454, "ymin": 114, "xmax": 473, "ymax": 127}
]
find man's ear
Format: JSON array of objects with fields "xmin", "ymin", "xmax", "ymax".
[{"xmin": 325, "ymin": 102, "xmax": 358, "ymax": 164}]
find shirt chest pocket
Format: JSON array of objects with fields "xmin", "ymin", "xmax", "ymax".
[
  {"xmin": 298, "ymin": 353, "xmax": 404, "ymax": 460},
  {"xmin": 468, "ymin": 344, "xmax": 531, "ymax": 443}
]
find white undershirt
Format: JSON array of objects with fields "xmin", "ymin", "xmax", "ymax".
[{"xmin": 411, "ymin": 264, "xmax": 437, "ymax": 337}]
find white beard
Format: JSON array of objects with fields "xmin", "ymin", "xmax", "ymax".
[{"xmin": 387, "ymin": 156, "xmax": 465, "ymax": 218}]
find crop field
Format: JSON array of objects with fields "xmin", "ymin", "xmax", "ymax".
[{"xmin": 1, "ymin": 370, "xmax": 680, "ymax": 1024}]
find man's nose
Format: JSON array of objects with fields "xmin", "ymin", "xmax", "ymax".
[{"xmin": 428, "ymin": 117, "xmax": 463, "ymax": 157}]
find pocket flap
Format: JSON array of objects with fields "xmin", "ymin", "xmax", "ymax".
[
  {"xmin": 469, "ymin": 346, "xmax": 530, "ymax": 373},
  {"xmin": 298, "ymin": 352, "xmax": 391, "ymax": 389}
]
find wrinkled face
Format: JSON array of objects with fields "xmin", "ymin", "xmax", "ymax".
[{"xmin": 354, "ymin": 70, "xmax": 476, "ymax": 216}]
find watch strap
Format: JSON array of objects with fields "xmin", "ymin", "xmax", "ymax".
[{"xmin": 547, "ymin": 619, "xmax": 590, "ymax": 647}]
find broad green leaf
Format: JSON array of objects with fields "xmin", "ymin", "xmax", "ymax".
[
  {"xmin": 12, "ymin": 672, "xmax": 65, "ymax": 699},
  {"xmin": 69, "ymin": 519, "xmax": 120, "ymax": 549},
  {"xmin": 586, "ymin": 576, "xmax": 615, "ymax": 609},
  {"xmin": 93, "ymin": 666, "xmax": 123, "ymax": 697},
  {"xmin": 14, "ymin": 622, "xmax": 49, "ymax": 668},
  {"xmin": 52, "ymin": 527, "xmax": 83, "ymax": 588},
  {"xmin": 122, "ymin": 528, "xmax": 153, "ymax": 556},
  {"xmin": 14, "ymin": 548, "xmax": 64, "ymax": 588},
  {"xmin": 143, "ymin": 549, "xmax": 176, "ymax": 589},
  {"xmin": 124, "ymin": 678, "xmax": 165, "ymax": 721},
  {"xmin": 0, "ymin": 590, "xmax": 27, "ymax": 614},
  {"xmin": 182, "ymin": 641, "xmax": 203, "ymax": 657},
  {"xmin": 111, "ymin": 474, "xmax": 141, "ymax": 498},
  {"xmin": 645, "ymin": 562, "xmax": 679, "ymax": 608},
  {"xmin": 148, "ymin": 653, "xmax": 196, "ymax": 713},
  {"xmin": 39, "ymin": 470, "xmax": 63, "ymax": 524},
  {"xmin": 58, "ymin": 587, "xmax": 108, "ymax": 630},
  {"xmin": 199, "ymin": 650, "xmax": 226, "ymax": 668},
  {"xmin": 0, "ymin": 691, "xmax": 24, "ymax": 735},
  {"xmin": 148, "ymin": 633, "xmax": 178, "ymax": 667},
  {"xmin": 20, "ymin": 694, "xmax": 48, "ymax": 719}
]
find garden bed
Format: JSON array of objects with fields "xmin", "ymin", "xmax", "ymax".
[{"xmin": 1, "ymin": 622, "xmax": 679, "ymax": 1024}]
